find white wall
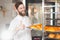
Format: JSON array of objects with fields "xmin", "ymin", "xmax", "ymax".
[{"xmin": 0, "ymin": 0, "xmax": 16, "ymax": 40}]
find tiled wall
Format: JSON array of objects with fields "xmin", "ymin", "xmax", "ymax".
[{"xmin": 0, "ymin": 0, "xmax": 17, "ymax": 39}]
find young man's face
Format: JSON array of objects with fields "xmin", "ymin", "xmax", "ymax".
[{"xmin": 17, "ymin": 4, "xmax": 26, "ymax": 16}]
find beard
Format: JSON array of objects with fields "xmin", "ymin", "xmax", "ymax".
[{"xmin": 18, "ymin": 12, "xmax": 26, "ymax": 16}]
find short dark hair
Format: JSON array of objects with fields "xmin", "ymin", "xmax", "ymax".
[{"xmin": 15, "ymin": 1, "xmax": 23, "ymax": 9}]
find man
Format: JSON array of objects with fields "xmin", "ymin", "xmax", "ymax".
[{"xmin": 8, "ymin": 1, "xmax": 32, "ymax": 40}]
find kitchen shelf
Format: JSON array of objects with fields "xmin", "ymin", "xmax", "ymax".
[
  {"xmin": 27, "ymin": 0, "xmax": 60, "ymax": 40},
  {"xmin": 44, "ymin": 12, "xmax": 56, "ymax": 14},
  {"xmin": 44, "ymin": 5, "xmax": 55, "ymax": 7},
  {"xmin": 46, "ymin": 18, "xmax": 60, "ymax": 20},
  {"xmin": 45, "ymin": 24, "xmax": 60, "ymax": 26},
  {"xmin": 32, "ymin": 29, "xmax": 42, "ymax": 31},
  {"xmin": 44, "ymin": 31, "xmax": 60, "ymax": 34},
  {"xmin": 44, "ymin": 37, "xmax": 60, "ymax": 40}
]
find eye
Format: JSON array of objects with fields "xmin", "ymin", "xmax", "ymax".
[{"xmin": 19, "ymin": 7, "xmax": 23, "ymax": 9}]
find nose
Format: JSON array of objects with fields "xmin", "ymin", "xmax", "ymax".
[{"xmin": 22, "ymin": 7, "xmax": 25, "ymax": 10}]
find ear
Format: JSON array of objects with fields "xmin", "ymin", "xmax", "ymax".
[
  {"xmin": 16, "ymin": 10, "xmax": 19, "ymax": 14},
  {"xmin": 14, "ymin": 4, "xmax": 16, "ymax": 10},
  {"xmin": 13, "ymin": 4, "xmax": 19, "ymax": 14}
]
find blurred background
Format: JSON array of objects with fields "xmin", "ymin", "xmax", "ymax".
[{"xmin": 0, "ymin": 0, "xmax": 60, "ymax": 40}]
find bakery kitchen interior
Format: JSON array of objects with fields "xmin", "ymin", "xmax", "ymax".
[{"xmin": 0, "ymin": 0, "xmax": 60, "ymax": 40}]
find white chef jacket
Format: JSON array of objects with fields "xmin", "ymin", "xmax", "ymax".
[{"xmin": 8, "ymin": 15, "xmax": 32, "ymax": 40}]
